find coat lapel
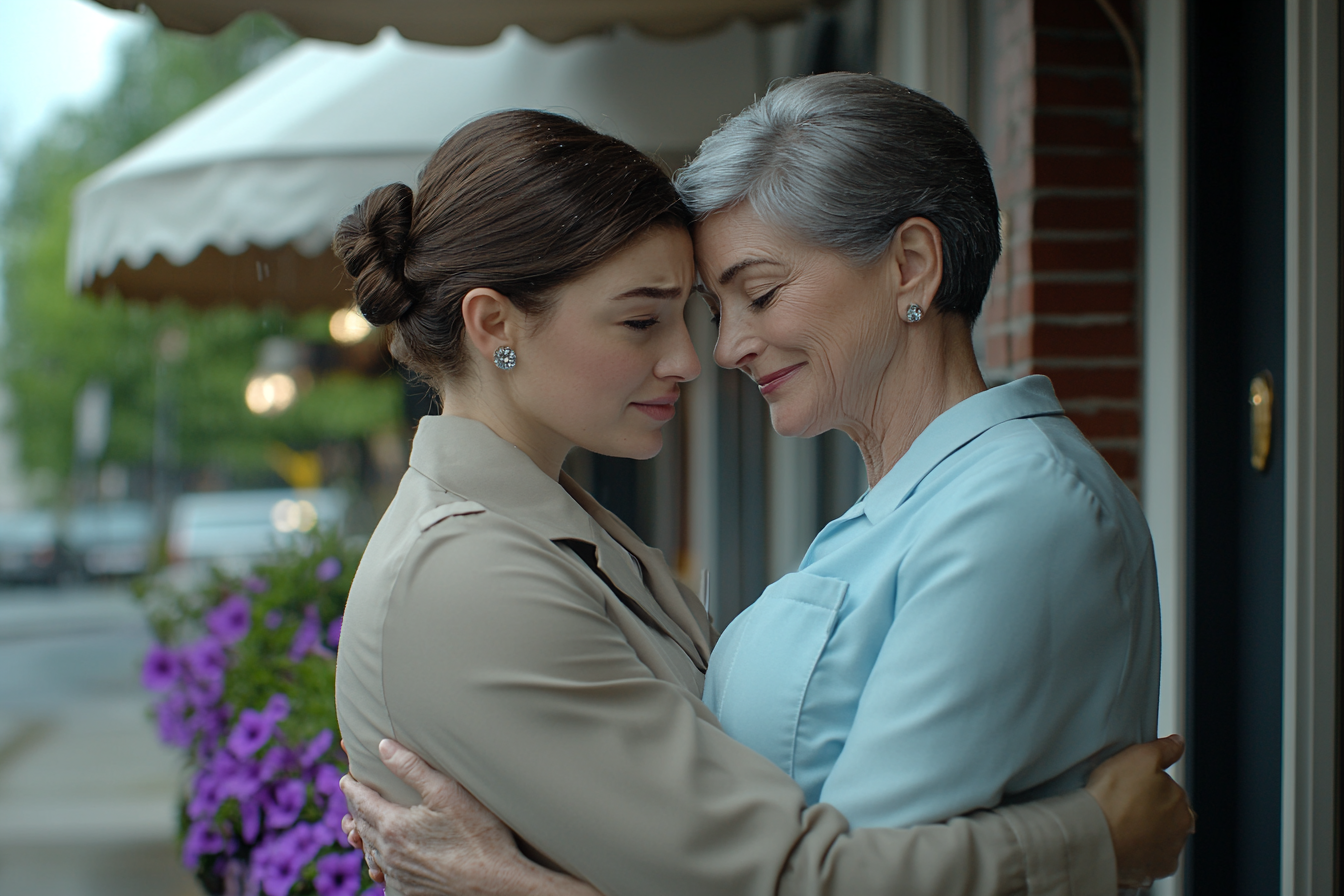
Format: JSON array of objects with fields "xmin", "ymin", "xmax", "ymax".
[
  {"xmin": 563, "ymin": 474, "xmax": 711, "ymax": 669},
  {"xmin": 409, "ymin": 416, "xmax": 711, "ymax": 671}
]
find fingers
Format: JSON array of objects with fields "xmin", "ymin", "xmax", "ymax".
[
  {"xmin": 1103, "ymin": 733, "xmax": 1185, "ymax": 778},
  {"xmin": 378, "ymin": 739, "xmax": 460, "ymax": 811},
  {"xmin": 340, "ymin": 773, "xmax": 396, "ymax": 831},
  {"xmin": 363, "ymin": 848, "xmax": 386, "ymax": 885},
  {"xmin": 342, "ymin": 814, "xmax": 364, "ymax": 850},
  {"xmin": 1153, "ymin": 733, "xmax": 1186, "ymax": 770}
]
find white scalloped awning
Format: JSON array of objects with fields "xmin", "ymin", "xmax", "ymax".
[
  {"xmin": 69, "ymin": 23, "xmax": 759, "ymax": 308},
  {"xmin": 90, "ymin": 0, "xmax": 813, "ymax": 46}
]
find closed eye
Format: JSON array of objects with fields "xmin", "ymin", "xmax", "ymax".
[
  {"xmin": 699, "ymin": 292, "xmax": 721, "ymax": 327},
  {"xmin": 624, "ymin": 318, "xmax": 659, "ymax": 331},
  {"xmin": 749, "ymin": 286, "xmax": 780, "ymax": 310}
]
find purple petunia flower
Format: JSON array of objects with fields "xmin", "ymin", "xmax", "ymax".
[
  {"xmin": 186, "ymin": 675, "xmax": 225, "ymax": 710},
  {"xmin": 289, "ymin": 605, "xmax": 322, "ymax": 661},
  {"xmin": 183, "ymin": 636, "xmax": 229, "ymax": 683},
  {"xmin": 263, "ymin": 693, "xmax": 291, "ymax": 724},
  {"xmin": 315, "ymin": 556, "xmax": 342, "ymax": 582},
  {"xmin": 313, "ymin": 763, "xmax": 342, "ymax": 800},
  {"xmin": 156, "ymin": 691, "xmax": 192, "ymax": 748},
  {"xmin": 315, "ymin": 817, "xmax": 339, "ymax": 847},
  {"xmin": 254, "ymin": 823, "xmax": 324, "ymax": 883},
  {"xmin": 260, "ymin": 744, "xmax": 293, "ymax": 780},
  {"xmin": 244, "ymin": 575, "xmax": 270, "ymax": 593},
  {"xmin": 182, "ymin": 820, "xmax": 227, "ymax": 868},
  {"xmin": 240, "ymin": 797, "xmax": 263, "ymax": 843},
  {"xmin": 326, "ymin": 616, "xmax": 343, "ymax": 649},
  {"xmin": 224, "ymin": 759, "xmax": 269, "ymax": 803},
  {"xmin": 253, "ymin": 833, "xmax": 306, "ymax": 896},
  {"xmin": 360, "ymin": 886, "xmax": 386, "ymax": 896},
  {"xmin": 193, "ymin": 704, "xmax": 231, "ymax": 741},
  {"xmin": 289, "ymin": 822, "xmax": 325, "ymax": 862},
  {"xmin": 188, "ymin": 766, "xmax": 230, "ymax": 820},
  {"xmin": 314, "ymin": 849, "xmax": 364, "ymax": 896},
  {"xmin": 206, "ymin": 594, "xmax": 252, "ymax": 645},
  {"xmin": 300, "ymin": 729, "xmax": 334, "ymax": 768},
  {"xmin": 263, "ymin": 778, "xmax": 309, "ymax": 829},
  {"xmin": 142, "ymin": 644, "xmax": 181, "ymax": 691},
  {"xmin": 227, "ymin": 709, "xmax": 274, "ymax": 759},
  {"xmin": 321, "ymin": 791, "xmax": 348, "ymax": 839}
]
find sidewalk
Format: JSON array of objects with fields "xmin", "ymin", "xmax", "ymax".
[{"xmin": 0, "ymin": 587, "xmax": 199, "ymax": 896}]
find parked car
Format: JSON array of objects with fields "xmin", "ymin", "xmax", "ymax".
[
  {"xmin": 0, "ymin": 510, "xmax": 61, "ymax": 585},
  {"xmin": 167, "ymin": 489, "xmax": 349, "ymax": 574},
  {"xmin": 64, "ymin": 501, "xmax": 157, "ymax": 578}
]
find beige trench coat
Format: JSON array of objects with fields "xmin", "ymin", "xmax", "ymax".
[{"xmin": 335, "ymin": 414, "xmax": 1117, "ymax": 896}]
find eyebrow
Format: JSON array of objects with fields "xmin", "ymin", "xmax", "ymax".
[
  {"xmin": 716, "ymin": 258, "xmax": 773, "ymax": 286},
  {"xmin": 614, "ymin": 286, "xmax": 685, "ymax": 300}
]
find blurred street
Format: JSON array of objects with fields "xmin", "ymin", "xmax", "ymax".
[{"xmin": 0, "ymin": 583, "xmax": 197, "ymax": 896}]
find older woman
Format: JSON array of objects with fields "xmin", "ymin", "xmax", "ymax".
[
  {"xmin": 682, "ymin": 72, "xmax": 1159, "ymax": 828},
  {"xmin": 336, "ymin": 79, "xmax": 1189, "ymax": 896}
]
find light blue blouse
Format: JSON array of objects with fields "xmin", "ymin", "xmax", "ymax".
[{"xmin": 705, "ymin": 375, "xmax": 1159, "ymax": 827}]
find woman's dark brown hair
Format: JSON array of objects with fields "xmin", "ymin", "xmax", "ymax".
[{"xmin": 333, "ymin": 110, "xmax": 690, "ymax": 384}]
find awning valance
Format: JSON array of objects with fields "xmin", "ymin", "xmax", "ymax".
[
  {"xmin": 89, "ymin": 0, "xmax": 816, "ymax": 46},
  {"xmin": 69, "ymin": 24, "xmax": 759, "ymax": 309}
]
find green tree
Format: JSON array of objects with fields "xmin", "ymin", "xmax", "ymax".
[{"xmin": 1, "ymin": 14, "xmax": 401, "ymax": 498}]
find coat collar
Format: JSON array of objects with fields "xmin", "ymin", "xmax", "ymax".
[
  {"xmin": 409, "ymin": 415, "xmax": 710, "ymax": 667},
  {"xmin": 858, "ymin": 375, "xmax": 1067, "ymax": 522}
]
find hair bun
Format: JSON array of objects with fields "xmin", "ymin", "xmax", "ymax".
[{"xmin": 333, "ymin": 182, "xmax": 417, "ymax": 326}]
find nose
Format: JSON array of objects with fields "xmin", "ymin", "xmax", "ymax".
[
  {"xmin": 713, "ymin": 312, "xmax": 762, "ymax": 371},
  {"xmin": 656, "ymin": 315, "xmax": 702, "ymax": 383}
]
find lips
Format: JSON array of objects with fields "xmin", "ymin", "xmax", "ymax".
[
  {"xmin": 631, "ymin": 393, "xmax": 678, "ymax": 422},
  {"xmin": 755, "ymin": 363, "xmax": 805, "ymax": 395}
]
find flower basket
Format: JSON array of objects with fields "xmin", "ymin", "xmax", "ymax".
[{"xmin": 138, "ymin": 530, "xmax": 379, "ymax": 896}]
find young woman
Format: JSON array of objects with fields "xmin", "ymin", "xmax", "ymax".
[{"xmin": 334, "ymin": 107, "xmax": 1191, "ymax": 896}]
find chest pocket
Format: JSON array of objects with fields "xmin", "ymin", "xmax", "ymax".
[{"xmin": 705, "ymin": 572, "xmax": 848, "ymax": 780}]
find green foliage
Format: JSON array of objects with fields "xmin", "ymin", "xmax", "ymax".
[
  {"xmin": 0, "ymin": 14, "xmax": 400, "ymax": 493},
  {"xmin": 139, "ymin": 529, "xmax": 358, "ymax": 747}
]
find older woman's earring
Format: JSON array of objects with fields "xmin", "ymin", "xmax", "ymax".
[
  {"xmin": 493, "ymin": 346, "xmax": 517, "ymax": 370},
  {"xmin": 905, "ymin": 304, "xmax": 923, "ymax": 323}
]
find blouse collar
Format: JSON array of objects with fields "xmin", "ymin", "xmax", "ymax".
[{"xmin": 858, "ymin": 375, "xmax": 1067, "ymax": 522}]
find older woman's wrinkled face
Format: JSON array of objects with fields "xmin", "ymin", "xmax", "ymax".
[{"xmin": 695, "ymin": 205, "xmax": 906, "ymax": 438}]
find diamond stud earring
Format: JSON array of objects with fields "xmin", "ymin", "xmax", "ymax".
[
  {"xmin": 905, "ymin": 304, "xmax": 923, "ymax": 323},
  {"xmin": 493, "ymin": 346, "xmax": 517, "ymax": 370}
]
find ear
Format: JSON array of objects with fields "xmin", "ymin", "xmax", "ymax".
[
  {"xmin": 889, "ymin": 217, "xmax": 944, "ymax": 311},
  {"xmin": 460, "ymin": 288, "xmax": 522, "ymax": 364}
]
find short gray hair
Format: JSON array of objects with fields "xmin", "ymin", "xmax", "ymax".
[{"xmin": 675, "ymin": 72, "xmax": 1000, "ymax": 321}]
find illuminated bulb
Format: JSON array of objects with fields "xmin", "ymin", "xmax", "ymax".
[
  {"xmin": 271, "ymin": 498, "xmax": 318, "ymax": 533},
  {"xmin": 271, "ymin": 499, "xmax": 296, "ymax": 532},
  {"xmin": 329, "ymin": 307, "xmax": 372, "ymax": 345},
  {"xmin": 245, "ymin": 372, "xmax": 298, "ymax": 415}
]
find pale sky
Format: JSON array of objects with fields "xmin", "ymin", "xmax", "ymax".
[
  {"xmin": 0, "ymin": 0, "xmax": 145, "ymax": 342},
  {"xmin": 0, "ymin": 0, "xmax": 146, "ymax": 175}
]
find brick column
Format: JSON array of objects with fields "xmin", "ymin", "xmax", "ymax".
[{"xmin": 982, "ymin": 0, "xmax": 1142, "ymax": 490}]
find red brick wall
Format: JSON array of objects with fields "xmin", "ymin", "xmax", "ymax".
[{"xmin": 981, "ymin": 0, "xmax": 1142, "ymax": 489}]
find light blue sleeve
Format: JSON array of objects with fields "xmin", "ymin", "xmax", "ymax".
[{"xmin": 817, "ymin": 451, "xmax": 1136, "ymax": 827}]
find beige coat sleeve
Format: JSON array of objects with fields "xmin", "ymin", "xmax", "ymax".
[{"xmin": 373, "ymin": 515, "xmax": 1117, "ymax": 896}]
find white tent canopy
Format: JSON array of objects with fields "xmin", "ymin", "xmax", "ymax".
[
  {"xmin": 69, "ymin": 23, "xmax": 759, "ymax": 308},
  {"xmin": 92, "ymin": 0, "xmax": 812, "ymax": 47}
]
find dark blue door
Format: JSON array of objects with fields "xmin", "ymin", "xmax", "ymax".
[{"xmin": 1186, "ymin": 0, "xmax": 1287, "ymax": 892}]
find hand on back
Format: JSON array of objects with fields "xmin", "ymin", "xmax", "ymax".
[{"xmin": 1085, "ymin": 734, "xmax": 1195, "ymax": 889}]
